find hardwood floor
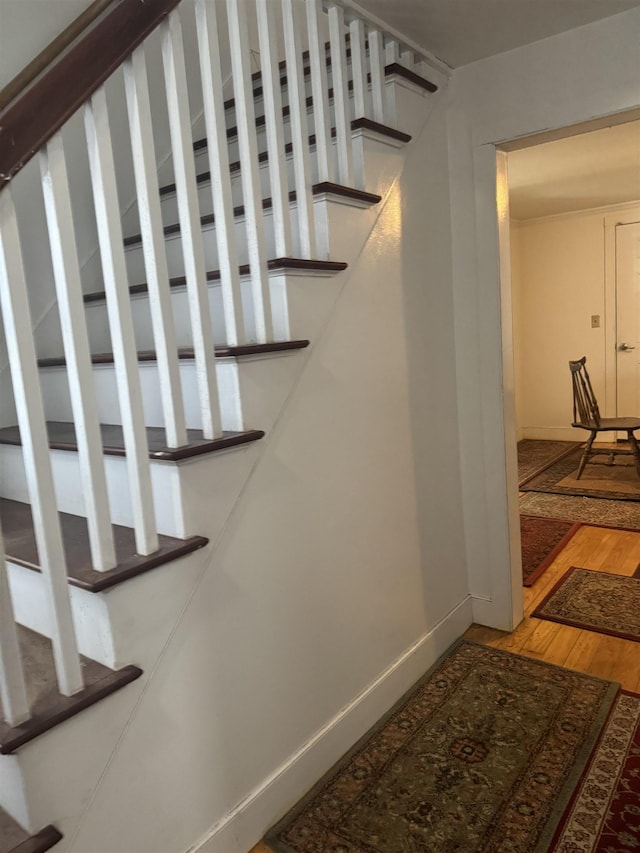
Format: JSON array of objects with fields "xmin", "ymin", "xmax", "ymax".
[
  {"xmin": 465, "ymin": 524, "xmax": 640, "ymax": 693},
  {"xmin": 248, "ymin": 523, "xmax": 640, "ymax": 853}
]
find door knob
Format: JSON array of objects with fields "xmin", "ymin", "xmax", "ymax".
[{"xmin": 619, "ymin": 343, "xmax": 636, "ymax": 351}]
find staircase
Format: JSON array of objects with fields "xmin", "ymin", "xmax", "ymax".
[{"xmin": 0, "ymin": 1, "xmax": 446, "ymax": 850}]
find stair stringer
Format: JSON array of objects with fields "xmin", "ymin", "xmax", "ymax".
[{"xmin": 37, "ymin": 85, "xmax": 474, "ymax": 853}]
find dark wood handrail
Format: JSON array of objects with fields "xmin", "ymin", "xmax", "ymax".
[
  {"xmin": 0, "ymin": 0, "xmax": 182, "ymax": 190},
  {"xmin": 0, "ymin": 0, "xmax": 115, "ymax": 112}
]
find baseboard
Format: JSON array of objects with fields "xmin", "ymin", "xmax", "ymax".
[
  {"xmin": 470, "ymin": 594, "xmax": 517, "ymax": 631},
  {"xmin": 188, "ymin": 595, "xmax": 473, "ymax": 853},
  {"xmin": 521, "ymin": 426, "xmax": 579, "ymax": 441}
]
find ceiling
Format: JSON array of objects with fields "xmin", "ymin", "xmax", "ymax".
[
  {"xmin": 355, "ymin": 0, "xmax": 640, "ymax": 68},
  {"xmin": 507, "ymin": 120, "xmax": 640, "ymax": 220},
  {"xmin": 353, "ymin": 1, "xmax": 640, "ymax": 219}
]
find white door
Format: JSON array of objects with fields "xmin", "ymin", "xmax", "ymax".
[{"xmin": 615, "ymin": 221, "xmax": 640, "ymax": 416}]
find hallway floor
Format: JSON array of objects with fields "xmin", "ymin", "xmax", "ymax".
[
  {"xmin": 249, "ymin": 522, "xmax": 640, "ymax": 852},
  {"xmin": 465, "ymin": 523, "xmax": 640, "ymax": 693}
]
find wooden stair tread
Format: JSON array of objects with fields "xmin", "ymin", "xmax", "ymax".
[
  {"xmin": 311, "ymin": 182, "xmax": 381, "ymax": 204},
  {"xmin": 38, "ymin": 340, "xmax": 309, "ymax": 367},
  {"xmin": 350, "ymin": 117, "xmax": 412, "ymax": 143},
  {"xmin": 0, "ymin": 497, "xmax": 208, "ymax": 593},
  {"xmin": 155, "ymin": 180, "xmax": 381, "ymax": 216},
  {"xmin": 192, "ymin": 119, "xmax": 411, "ymax": 174},
  {"xmin": 0, "ymin": 421, "xmax": 266, "ymax": 462},
  {"xmin": 219, "ymin": 56, "xmax": 437, "ymax": 113},
  {"xmin": 385, "ymin": 62, "xmax": 438, "ymax": 92},
  {"xmin": 0, "ymin": 807, "xmax": 62, "ymax": 853},
  {"xmin": 0, "ymin": 625, "xmax": 141, "ymax": 754},
  {"xmin": 83, "ymin": 260, "xmax": 347, "ymax": 303}
]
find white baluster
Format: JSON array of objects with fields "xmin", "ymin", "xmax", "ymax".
[
  {"xmin": 368, "ymin": 28, "xmax": 385, "ymax": 124},
  {"xmin": 282, "ymin": 0, "xmax": 316, "ymax": 258},
  {"xmin": 0, "ymin": 188, "xmax": 83, "ymax": 696},
  {"xmin": 306, "ymin": 0, "xmax": 333, "ymax": 183},
  {"xmin": 40, "ymin": 134, "xmax": 117, "ymax": 572},
  {"xmin": 400, "ymin": 47, "xmax": 414, "ymax": 71},
  {"xmin": 84, "ymin": 87, "xmax": 158, "ymax": 554},
  {"xmin": 226, "ymin": 0, "xmax": 273, "ymax": 343},
  {"xmin": 162, "ymin": 10, "xmax": 223, "ymax": 434},
  {"xmin": 124, "ymin": 47, "xmax": 187, "ymax": 449},
  {"xmin": 0, "ymin": 525, "xmax": 29, "ymax": 726},
  {"xmin": 349, "ymin": 17, "xmax": 368, "ymax": 118},
  {"xmin": 328, "ymin": 4, "xmax": 353, "ymax": 186},
  {"xmin": 256, "ymin": 0, "xmax": 293, "ymax": 258},
  {"xmin": 195, "ymin": 0, "xmax": 246, "ymax": 345},
  {"xmin": 385, "ymin": 38, "xmax": 400, "ymax": 65}
]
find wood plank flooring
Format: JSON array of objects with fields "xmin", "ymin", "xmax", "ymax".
[
  {"xmin": 248, "ymin": 523, "xmax": 640, "ymax": 853},
  {"xmin": 469, "ymin": 523, "xmax": 640, "ymax": 693}
]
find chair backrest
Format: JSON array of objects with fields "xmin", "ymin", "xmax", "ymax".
[{"xmin": 569, "ymin": 356, "xmax": 601, "ymax": 427}]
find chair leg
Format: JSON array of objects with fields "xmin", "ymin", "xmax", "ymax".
[
  {"xmin": 576, "ymin": 432, "xmax": 596, "ymax": 479},
  {"xmin": 628, "ymin": 431, "xmax": 640, "ymax": 478}
]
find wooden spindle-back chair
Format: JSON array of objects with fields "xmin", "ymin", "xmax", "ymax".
[{"xmin": 569, "ymin": 356, "xmax": 640, "ymax": 479}]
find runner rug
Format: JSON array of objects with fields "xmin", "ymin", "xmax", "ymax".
[
  {"xmin": 521, "ymin": 446, "xmax": 640, "ymax": 502},
  {"xmin": 532, "ymin": 567, "xmax": 640, "ymax": 642},
  {"xmin": 520, "ymin": 515, "xmax": 581, "ymax": 586},
  {"xmin": 265, "ymin": 641, "xmax": 618, "ymax": 853},
  {"xmin": 519, "ymin": 491, "xmax": 640, "ymax": 531},
  {"xmin": 517, "ymin": 439, "xmax": 582, "ymax": 486},
  {"xmin": 550, "ymin": 690, "xmax": 640, "ymax": 851}
]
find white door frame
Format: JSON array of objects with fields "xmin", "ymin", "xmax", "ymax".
[
  {"xmin": 604, "ymin": 207, "xmax": 640, "ymax": 418},
  {"xmin": 466, "ymin": 111, "xmax": 640, "ymax": 632},
  {"xmin": 448, "ymin": 9, "xmax": 640, "ymax": 634}
]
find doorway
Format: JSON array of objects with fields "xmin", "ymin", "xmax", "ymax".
[
  {"xmin": 496, "ymin": 115, "xmax": 640, "ymax": 629},
  {"xmin": 504, "ymin": 119, "xmax": 640, "ymax": 445},
  {"xmin": 613, "ymin": 221, "xmax": 640, "ymax": 418}
]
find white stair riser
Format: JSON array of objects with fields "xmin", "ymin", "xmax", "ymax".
[
  {"xmin": 85, "ymin": 257, "xmax": 345, "ymax": 357},
  {"xmin": 85, "ymin": 283, "xmax": 232, "ymax": 351},
  {"xmin": 189, "ymin": 80, "xmax": 404, "ymax": 189},
  {"xmin": 269, "ymin": 271, "xmax": 344, "ymax": 343},
  {"xmin": 7, "ymin": 545, "xmax": 211, "ymax": 670},
  {"xmin": 0, "ymin": 677, "xmax": 143, "ymax": 833},
  {"xmin": 4, "ymin": 448, "xmax": 254, "ymax": 672},
  {"xmin": 0, "ymin": 443, "xmax": 184, "ymax": 536},
  {"xmin": 101, "ymin": 76, "xmax": 425, "ymax": 285},
  {"xmin": 123, "ymin": 205, "xmax": 303, "ymax": 287},
  {"xmin": 122, "ymin": 128, "xmax": 402, "ymax": 299},
  {"xmin": 39, "ymin": 360, "xmax": 244, "ymax": 433},
  {"xmin": 1, "ymin": 355, "xmax": 302, "ymax": 535},
  {"xmin": 158, "ymin": 160, "xmax": 293, "ymax": 231},
  {"xmin": 37, "ymin": 344, "xmax": 305, "ymax": 438},
  {"xmin": 8, "ymin": 564, "xmax": 116, "ymax": 669}
]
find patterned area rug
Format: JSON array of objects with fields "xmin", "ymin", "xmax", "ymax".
[
  {"xmin": 520, "ymin": 515, "xmax": 581, "ymax": 586},
  {"xmin": 519, "ymin": 491, "xmax": 640, "ymax": 531},
  {"xmin": 265, "ymin": 641, "xmax": 618, "ymax": 853},
  {"xmin": 517, "ymin": 440, "xmax": 582, "ymax": 486},
  {"xmin": 522, "ymin": 447, "xmax": 640, "ymax": 502},
  {"xmin": 551, "ymin": 690, "xmax": 640, "ymax": 851},
  {"xmin": 533, "ymin": 568, "xmax": 640, "ymax": 642}
]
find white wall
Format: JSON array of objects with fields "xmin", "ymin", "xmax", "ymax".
[
  {"xmin": 511, "ymin": 203, "xmax": 640, "ymax": 441},
  {"xmin": 0, "ymin": 1, "xmax": 93, "ymax": 88},
  {"xmin": 55, "ymin": 97, "xmax": 471, "ymax": 853},
  {"xmin": 448, "ymin": 6, "xmax": 640, "ymax": 629}
]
